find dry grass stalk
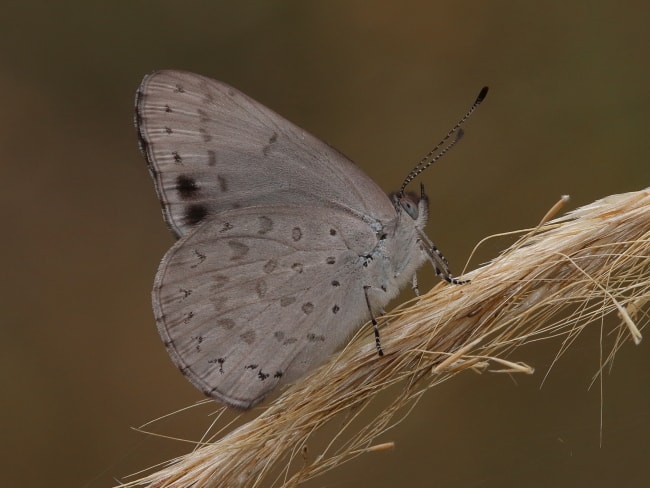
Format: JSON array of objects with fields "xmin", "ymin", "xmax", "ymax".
[{"xmin": 120, "ymin": 187, "xmax": 650, "ymax": 488}]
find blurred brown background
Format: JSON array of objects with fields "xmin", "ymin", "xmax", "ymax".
[{"xmin": 1, "ymin": 2, "xmax": 648, "ymax": 487}]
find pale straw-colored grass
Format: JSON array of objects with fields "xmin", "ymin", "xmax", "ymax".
[{"xmin": 119, "ymin": 187, "xmax": 650, "ymax": 488}]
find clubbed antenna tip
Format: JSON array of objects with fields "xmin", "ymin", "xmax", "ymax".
[{"xmin": 476, "ymin": 86, "xmax": 489, "ymax": 104}]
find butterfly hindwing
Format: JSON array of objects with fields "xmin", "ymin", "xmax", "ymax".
[
  {"xmin": 135, "ymin": 70, "xmax": 395, "ymax": 238},
  {"xmin": 154, "ymin": 206, "xmax": 381, "ymax": 408}
]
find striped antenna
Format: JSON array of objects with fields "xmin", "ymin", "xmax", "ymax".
[{"xmin": 400, "ymin": 86, "xmax": 488, "ymax": 193}]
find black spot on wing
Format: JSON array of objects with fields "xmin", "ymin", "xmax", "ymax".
[
  {"xmin": 184, "ymin": 204, "xmax": 208, "ymax": 226},
  {"xmin": 176, "ymin": 175, "xmax": 199, "ymax": 199}
]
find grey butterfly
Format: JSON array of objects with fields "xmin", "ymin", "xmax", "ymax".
[{"xmin": 135, "ymin": 70, "xmax": 487, "ymax": 409}]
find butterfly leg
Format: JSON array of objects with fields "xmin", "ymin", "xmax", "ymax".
[
  {"xmin": 363, "ymin": 285, "xmax": 384, "ymax": 357},
  {"xmin": 417, "ymin": 230, "xmax": 468, "ymax": 285},
  {"xmin": 423, "ymin": 243, "xmax": 468, "ymax": 285},
  {"xmin": 412, "ymin": 273, "xmax": 420, "ymax": 296}
]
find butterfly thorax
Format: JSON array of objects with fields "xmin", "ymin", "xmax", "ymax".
[{"xmin": 360, "ymin": 189, "xmax": 429, "ymax": 301}]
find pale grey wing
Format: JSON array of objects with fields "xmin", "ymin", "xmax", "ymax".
[
  {"xmin": 153, "ymin": 206, "xmax": 379, "ymax": 409},
  {"xmin": 135, "ymin": 70, "xmax": 395, "ymax": 238}
]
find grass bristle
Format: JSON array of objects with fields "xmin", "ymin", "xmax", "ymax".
[{"xmin": 119, "ymin": 188, "xmax": 650, "ymax": 488}]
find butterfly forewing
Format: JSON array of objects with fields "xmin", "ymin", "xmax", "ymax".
[
  {"xmin": 154, "ymin": 206, "xmax": 379, "ymax": 408},
  {"xmin": 136, "ymin": 70, "xmax": 395, "ymax": 238}
]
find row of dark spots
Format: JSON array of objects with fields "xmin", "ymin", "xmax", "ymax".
[
  {"xmin": 244, "ymin": 363, "xmax": 283, "ymax": 381},
  {"xmin": 174, "ymin": 171, "xmax": 228, "ymax": 228},
  {"xmin": 302, "ymin": 300, "xmax": 339, "ymax": 315},
  {"xmin": 158, "ymin": 83, "xmax": 211, "ymax": 231}
]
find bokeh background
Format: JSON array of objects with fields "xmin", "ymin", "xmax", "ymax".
[{"xmin": 2, "ymin": 2, "xmax": 649, "ymax": 487}]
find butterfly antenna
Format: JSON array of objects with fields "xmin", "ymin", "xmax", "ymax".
[{"xmin": 400, "ymin": 86, "xmax": 489, "ymax": 193}]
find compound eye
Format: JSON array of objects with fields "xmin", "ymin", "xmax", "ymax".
[{"xmin": 400, "ymin": 197, "xmax": 419, "ymax": 220}]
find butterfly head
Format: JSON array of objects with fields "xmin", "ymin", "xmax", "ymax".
[{"xmin": 391, "ymin": 183, "xmax": 429, "ymax": 228}]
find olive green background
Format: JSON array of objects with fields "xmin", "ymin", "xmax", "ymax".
[{"xmin": 2, "ymin": 2, "xmax": 648, "ymax": 487}]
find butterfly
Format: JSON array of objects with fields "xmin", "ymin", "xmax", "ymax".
[{"xmin": 135, "ymin": 70, "xmax": 487, "ymax": 408}]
